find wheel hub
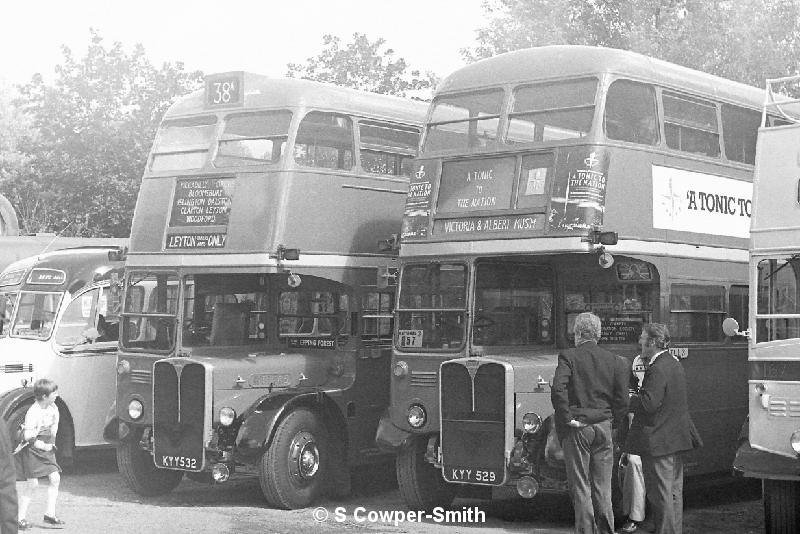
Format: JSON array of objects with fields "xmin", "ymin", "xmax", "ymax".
[{"xmin": 288, "ymin": 431, "xmax": 319, "ymax": 481}]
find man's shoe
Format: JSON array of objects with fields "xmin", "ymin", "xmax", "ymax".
[
  {"xmin": 17, "ymin": 518, "xmax": 31, "ymax": 530},
  {"xmin": 43, "ymin": 514, "xmax": 66, "ymax": 525},
  {"xmin": 618, "ymin": 519, "xmax": 639, "ymax": 534}
]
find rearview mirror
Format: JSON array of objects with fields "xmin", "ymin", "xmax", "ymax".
[{"xmin": 722, "ymin": 317, "xmax": 750, "ymax": 338}]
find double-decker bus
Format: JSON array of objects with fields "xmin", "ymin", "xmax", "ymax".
[
  {"xmin": 107, "ymin": 72, "xmax": 427, "ymax": 508},
  {"xmin": 0, "ymin": 245, "xmax": 126, "ymax": 466},
  {"xmin": 377, "ymin": 45, "xmax": 785, "ymax": 509},
  {"xmin": 728, "ymin": 76, "xmax": 800, "ymax": 534}
]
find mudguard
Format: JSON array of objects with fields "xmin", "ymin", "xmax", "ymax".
[
  {"xmin": 102, "ymin": 401, "xmax": 119, "ymax": 442},
  {"xmin": 375, "ymin": 409, "xmax": 413, "ymax": 451},
  {"xmin": 733, "ymin": 439, "xmax": 800, "ymax": 480},
  {"xmin": 0, "ymin": 387, "xmax": 36, "ymax": 421},
  {"xmin": 235, "ymin": 391, "xmax": 335, "ymax": 461}
]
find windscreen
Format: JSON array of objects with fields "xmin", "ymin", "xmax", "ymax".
[
  {"xmin": 121, "ymin": 271, "xmax": 179, "ymax": 351},
  {"xmin": 150, "ymin": 116, "xmax": 218, "ymax": 172},
  {"xmin": 396, "ymin": 263, "xmax": 467, "ymax": 350},
  {"xmin": 757, "ymin": 256, "xmax": 800, "ymax": 342},
  {"xmin": 10, "ymin": 292, "xmax": 63, "ymax": 340},
  {"xmin": 182, "ymin": 273, "xmax": 351, "ymax": 350},
  {"xmin": 0, "ymin": 292, "xmax": 18, "ymax": 337}
]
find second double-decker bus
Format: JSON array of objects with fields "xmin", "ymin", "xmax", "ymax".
[
  {"xmin": 107, "ymin": 72, "xmax": 427, "ymax": 508},
  {"xmin": 378, "ymin": 45, "xmax": 784, "ymax": 509},
  {"xmin": 0, "ymin": 245, "xmax": 126, "ymax": 466},
  {"xmin": 728, "ymin": 76, "xmax": 800, "ymax": 534}
]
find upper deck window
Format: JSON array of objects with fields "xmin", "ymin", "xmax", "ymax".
[
  {"xmin": 150, "ymin": 116, "xmax": 217, "ymax": 172},
  {"xmin": 215, "ymin": 110, "xmax": 292, "ymax": 167},
  {"xmin": 721, "ymin": 104, "xmax": 759, "ymax": 164},
  {"xmin": 423, "ymin": 90, "xmax": 503, "ymax": 153},
  {"xmin": 359, "ymin": 120, "xmax": 420, "ymax": 177},
  {"xmin": 507, "ymin": 79, "xmax": 597, "ymax": 144},
  {"xmin": 663, "ymin": 92, "xmax": 720, "ymax": 157},
  {"xmin": 294, "ymin": 112, "xmax": 354, "ymax": 170},
  {"xmin": 604, "ymin": 80, "xmax": 658, "ymax": 145}
]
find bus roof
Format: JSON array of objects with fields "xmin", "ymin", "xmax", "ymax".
[
  {"xmin": 436, "ymin": 45, "xmax": 764, "ymax": 109},
  {"xmin": 165, "ymin": 73, "xmax": 429, "ymax": 122},
  {"xmin": 0, "ymin": 246, "xmax": 125, "ymax": 292}
]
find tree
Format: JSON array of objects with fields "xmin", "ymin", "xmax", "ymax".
[
  {"xmin": 287, "ymin": 33, "xmax": 438, "ymax": 98},
  {"xmin": 0, "ymin": 29, "xmax": 203, "ymax": 236},
  {"xmin": 463, "ymin": 0, "xmax": 800, "ymax": 88}
]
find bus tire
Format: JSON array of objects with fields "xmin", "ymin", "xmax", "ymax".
[
  {"xmin": 764, "ymin": 479, "xmax": 800, "ymax": 534},
  {"xmin": 116, "ymin": 430, "xmax": 182, "ymax": 496},
  {"xmin": 396, "ymin": 436, "xmax": 455, "ymax": 511},
  {"xmin": 258, "ymin": 408, "xmax": 327, "ymax": 509}
]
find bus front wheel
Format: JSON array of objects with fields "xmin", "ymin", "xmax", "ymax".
[
  {"xmin": 258, "ymin": 408, "xmax": 328, "ymax": 509},
  {"xmin": 116, "ymin": 430, "xmax": 182, "ymax": 496},
  {"xmin": 396, "ymin": 436, "xmax": 455, "ymax": 511},
  {"xmin": 764, "ymin": 479, "xmax": 800, "ymax": 534}
]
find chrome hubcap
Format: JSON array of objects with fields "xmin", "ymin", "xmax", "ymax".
[{"xmin": 289, "ymin": 431, "xmax": 319, "ymax": 481}]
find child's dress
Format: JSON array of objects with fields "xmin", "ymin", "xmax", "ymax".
[{"xmin": 15, "ymin": 402, "xmax": 60, "ymax": 480}]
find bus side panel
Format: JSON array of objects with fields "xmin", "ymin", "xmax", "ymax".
[
  {"xmin": 679, "ymin": 344, "xmax": 748, "ymax": 475},
  {"xmin": 749, "ymin": 380, "xmax": 800, "ymax": 458}
]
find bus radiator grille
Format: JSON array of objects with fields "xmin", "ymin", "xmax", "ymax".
[
  {"xmin": 768, "ymin": 398, "xmax": 800, "ymax": 417},
  {"xmin": 410, "ymin": 371, "xmax": 437, "ymax": 387},
  {"xmin": 0, "ymin": 363, "xmax": 33, "ymax": 373},
  {"xmin": 440, "ymin": 361, "xmax": 506, "ymax": 482},
  {"xmin": 152, "ymin": 360, "xmax": 206, "ymax": 471}
]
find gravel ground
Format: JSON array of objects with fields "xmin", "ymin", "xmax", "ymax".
[{"xmin": 17, "ymin": 450, "xmax": 763, "ymax": 534}]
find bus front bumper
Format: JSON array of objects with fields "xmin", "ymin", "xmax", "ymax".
[{"xmin": 733, "ymin": 440, "xmax": 800, "ymax": 481}]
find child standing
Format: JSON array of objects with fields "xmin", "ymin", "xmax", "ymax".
[{"xmin": 15, "ymin": 378, "xmax": 64, "ymax": 530}]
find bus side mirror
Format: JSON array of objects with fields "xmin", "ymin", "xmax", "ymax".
[
  {"xmin": 377, "ymin": 266, "xmax": 397, "ymax": 289},
  {"xmin": 722, "ymin": 317, "xmax": 750, "ymax": 338}
]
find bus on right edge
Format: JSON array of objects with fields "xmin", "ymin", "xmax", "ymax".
[{"xmin": 730, "ymin": 76, "xmax": 800, "ymax": 534}]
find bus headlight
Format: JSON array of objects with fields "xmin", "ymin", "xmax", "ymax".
[
  {"xmin": 522, "ymin": 412, "xmax": 543, "ymax": 434},
  {"xmin": 219, "ymin": 407, "xmax": 236, "ymax": 427},
  {"xmin": 407, "ymin": 404, "xmax": 427, "ymax": 428},
  {"xmin": 791, "ymin": 430, "xmax": 800, "ymax": 455},
  {"xmin": 128, "ymin": 399, "xmax": 143, "ymax": 420},
  {"xmin": 117, "ymin": 359, "xmax": 131, "ymax": 375},
  {"xmin": 393, "ymin": 361, "xmax": 409, "ymax": 377}
]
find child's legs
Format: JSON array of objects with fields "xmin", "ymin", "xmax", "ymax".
[
  {"xmin": 45, "ymin": 471, "xmax": 60, "ymax": 517},
  {"xmin": 18, "ymin": 478, "xmax": 38, "ymax": 519}
]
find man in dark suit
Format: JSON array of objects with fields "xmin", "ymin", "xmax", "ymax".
[
  {"xmin": 551, "ymin": 312, "xmax": 629, "ymax": 534},
  {"xmin": 627, "ymin": 323, "xmax": 693, "ymax": 534}
]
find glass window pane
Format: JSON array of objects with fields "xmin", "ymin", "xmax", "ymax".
[
  {"xmin": 669, "ymin": 284, "xmax": 725, "ymax": 342},
  {"xmin": 424, "ymin": 90, "xmax": 504, "ymax": 152},
  {"xmin": 663, "ymin": 92, "xmax": 720, "ymax": 157},
  {"xmin": 729, "ymin": 285, "xmax": 749, "ymax": 343},
  {"xmin": 152, "ymin": 116, "xmax": 218, "ymax": 152},
  {"xmin": 215, "ymin": 110, "xmax": 292, "ymax": 166},
  {"xmin": 11, "ymin": 292, "xmax": 63, "ymax": 339},
  {"xmin": 398, "ymin": 263, "xmax": 467, "ymax": 309},
  {"xmin": 722, "ymin": 105, "xmax": 759, "ymax": 164},
  {"xmin": 294, "ymin": 112, "xmax": 354, "ymax": 170},
  {"xmin": 507, "ymin": 79, "xmax": 597, "ymax": 144},
  {"xmin": 359, "ymin": 121, "xmax": 419, "ymax": 151},
  {"xmin": 474, "ymin": 263, "xmax": 554, "ymax": 346},
  {"xmin": 604, "ymin": 80, "xmax": 658, "ymax": 145},
  {"xmin": 55, "ymin": 288, "xmax": 99, "ymax": 346},
  {"xmin": 517, "ymin": 153, "xmax": 554, "ymax": 209}
]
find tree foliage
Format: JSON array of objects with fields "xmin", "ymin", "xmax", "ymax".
[
  {"xmin": 463, "ymin": 0, "xmax": 800, "ymax": 87},
  {"xmin": 287, "ymin": 33, "xmax": 438, "ymax": 97},
  {"xmin": 0, "ymin": 30, "xmax": 202, "ymax": 236}
]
